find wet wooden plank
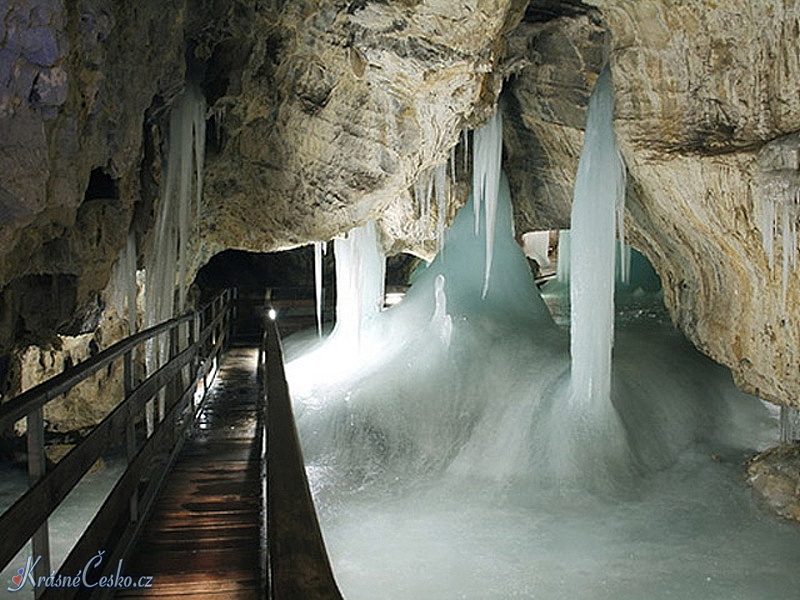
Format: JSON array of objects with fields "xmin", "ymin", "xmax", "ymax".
[{"xmin": 118, "ymin": 347, "xmax": 263, "ymax": 600}]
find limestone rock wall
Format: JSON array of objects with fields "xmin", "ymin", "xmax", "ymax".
[
  {"xmin": 2, "ymin": 0, "xmax": 800, "ymax": 427},
  {"xmin": 592, "ymin": 0, "xmax": 800, "ymax": 405},
  {"xmin": 503, "ymin": 8, "xmax": 604, "ymax": 233},
  {"xmin": 199, "ymin": 0, "xmax": 527, "ymax": 257},
  {"xmin": 0, "ymin": 0, "xmax": 186, "ymax": 357}
]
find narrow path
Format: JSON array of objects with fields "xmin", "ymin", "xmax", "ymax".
[{"xmin": 117, "ymin": 345, "xmax": 263, "ymax": 599}]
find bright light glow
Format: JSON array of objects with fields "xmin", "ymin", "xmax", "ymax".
[
  {"xmin": 384, "ymin": 292, "xmax": 404, "ymax": 306},
  {"xmin": 268, "ymin": 308, "xmax": 277, "ymax": 321}
]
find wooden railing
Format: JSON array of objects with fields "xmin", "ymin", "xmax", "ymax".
[
  {"xmin": 259, "ymin": 316, "xmax": 344, "ymax": 599},
  {"xmin": 0, "ymin": 288, "xmax": 236, "ymax": 598}
]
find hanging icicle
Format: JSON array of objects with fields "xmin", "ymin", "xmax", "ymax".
[
  {"xmin": 759, "ymin": 163, "xmax": 800, "ymax": 311},
  {"xmin": 472, "ymin": 110, "xmax": 503, "ymax": 298},
  {"xmin": 143, "ymin": 84, "xmax": 206, "ymax": 433},
  {"xmin": 333, "ymin": 221, "xmax": 386, "ymax": 351},
  {"xmin": 314, "ymin": 241, "xmax": 326, "ymax": 338}
]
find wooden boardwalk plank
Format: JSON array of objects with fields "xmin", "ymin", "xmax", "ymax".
[{"xmin": 118, "ymin": 347, "xmax": 263, "ymax": 600}]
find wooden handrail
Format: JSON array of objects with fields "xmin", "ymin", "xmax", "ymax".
[
  {"xmin": 260, "ymin": 316, "xmax": 344, "ymax": 599},
  {"xmin": 0, "ymin": 288, "xmax": 236, "ymax": 597},
  {"xmin": 0, "ymin": 313, "xmax": 194, "ymax": 431}
]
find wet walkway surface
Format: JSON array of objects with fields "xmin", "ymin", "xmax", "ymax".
[{"xmin": 118, "ymin": 345, "xmax": 263, "ymax": 599}]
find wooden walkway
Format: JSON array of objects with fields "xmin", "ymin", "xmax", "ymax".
[{"xmin": 117, "ymin": 345, "xmax": 264, "ymax": 599}]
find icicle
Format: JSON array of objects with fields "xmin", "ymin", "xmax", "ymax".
[
  {"xmin": 569, "ymin": 64, "xmax": 624, "ymax": 411},
  {"xmin": 124, "ymin": 232, "xmax": 137, "ymax": 333},
  {"xmin": 106, "ymin": 230, "xmax": 138, "ymax": 334},
  {"xmin": 462, "ymin": 128, "xmax": 469, "ymax": 173},
  {"xmin": 177, "ymin": 98, "xmax": 193, "ymax": 310},
  {"xmin": 782, "ymin": 202, "xmax": 792, "ymax": 309},
  {"xmin": 315, "ymin": 241, "xmax": 324, "ymax": 337},
  {"xmin": 449, "ymin": 145, "xmax": 456, "ymax": 187},
  {"xmin": 615, "ymin": 149, "xmax": 629, "ymax": 284},
  {"xmin": 425, "ymin": 168, "xmax": 434, "ymax": 227},
  {"xmin": 434, "ymin": 163, "xmax": 447, "ymax": 254},
  {"xmin": 333, "ymin": 221, "xmax": 386, "ymax": 351},
  {"xmin": 760, "ymin": 168, "xmax": 799, "ymax": 293},
  {"xmin": 193, "ymin": 88, "xmax": 206, "ymax": 235},
  {"xmin": 556, "ymin": 230, "xmax": 571, "ymax": 284},
  {"xmin": 472, "ymin": 110, "xmax": 503, "ymax": 298}
]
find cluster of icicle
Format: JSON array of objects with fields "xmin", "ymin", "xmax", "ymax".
[
  {"xmin": 143, "ymin": 84, "xmax": 206, "ymax": 430},
  {"xmin": 145, "ymin": 83, "xmax": 206, "ymax": 341},
  {"xmin": 410, "ymin": 130, "xmax": 475, "ymax": 256},
  {"xmin": 107, "ymin": 85, "xmax": 206, "ymax": 348},
  {"xmin": 411, "ymin": 111, "xmax": 504, "ymax": 299},
  {"xmin": 331, "ymin": 221, "xmax": 386, "ymax": 350},
  {"xmin": 760, "ymin": 170, "xmax": 800, "ymax": 309}
]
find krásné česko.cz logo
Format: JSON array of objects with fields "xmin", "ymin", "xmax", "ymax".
[{"xmin": 7, "ymin": 552, "xmax": 153, "ymax": 593}]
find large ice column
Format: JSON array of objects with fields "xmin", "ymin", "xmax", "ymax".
[
  {"xmin": 568, "ymin": 65, "xmax": 626, "ymax": 411},
  {"xmin": 333, "ymin": 220, "xmax": 386, "ymax": 350}
]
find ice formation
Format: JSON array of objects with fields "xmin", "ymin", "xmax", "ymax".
[
  {"xmin": 556, "ymin": 229, "xmax": 570, "ymax": 284},
  {"xmin": 282, "ymin": 69, "xmax": 800, "ymax": 599},
  {"xmin": 107, "ymin": 231, "xmax": 138, "ymax": 333},
  {"xmin": 143, "ymin": 84, "xmax": 206, "ymax": 432},
  {"xmin": 758, "ymin": 139, "xmax": 800, "ymax": 308},
  {"xmin": 331, "ymin": 220, "xmax": 386, "ymax": 351},
  {"xmin": 145, "ymin": 84, "xmax": 206, "ymax": 335},
  {"xmin": 412, "ymin": 162, "xmax": 450, "ymax": 253},
  {"xmin": 284, "ymin": 165, "xmax": 797, "ymax": 597},
  {"xmin": 521, "ymin": 230, "xmax": 551, "ymax": 268},
  {"xmin": 567, "ymin": 65, "xmax": 624, "ymax": 418},
  {"xmin": 314, "ymin": 241, "xmax": 326, "ymax": 337},
  {"xmin": 471, "ymin": 110, "xmax": 503, "ymax": 298}
]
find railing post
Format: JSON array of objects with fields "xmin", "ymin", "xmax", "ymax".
[
  {"xmin": 26, "ymin": 406, "xmax": 51, "ymax": 597},
  {"xmin": 124, "ymin": 350, "xmax": 139, "ymax": 524}
]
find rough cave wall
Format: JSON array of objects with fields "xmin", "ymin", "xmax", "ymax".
[
  {"xmin": 197, "ymin": 0, "xmax": 528, "ymax": 260},
  {"xmin": 500, "ymin": 1, "xmax": 800, "ymax": 407},
  {"xmin": 0, "ymin": 0, "xmax": 186, "ymax": 360},
  {"xmin": 1, "ymin": 0, "xmax": 799, "ymax": 420},
  {"xmin": 595, "ymin": 0, "xmax": 800, "ymax": 406}
]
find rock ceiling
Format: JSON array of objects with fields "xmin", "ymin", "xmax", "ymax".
[{"xmin": 0, "ymin": 0, "xmax": 799, "ymax": 406}]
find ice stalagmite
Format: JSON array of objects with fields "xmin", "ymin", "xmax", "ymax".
[{"xmin": 568, "ymin": 65, "xmax": 625, "ymax": 412}]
